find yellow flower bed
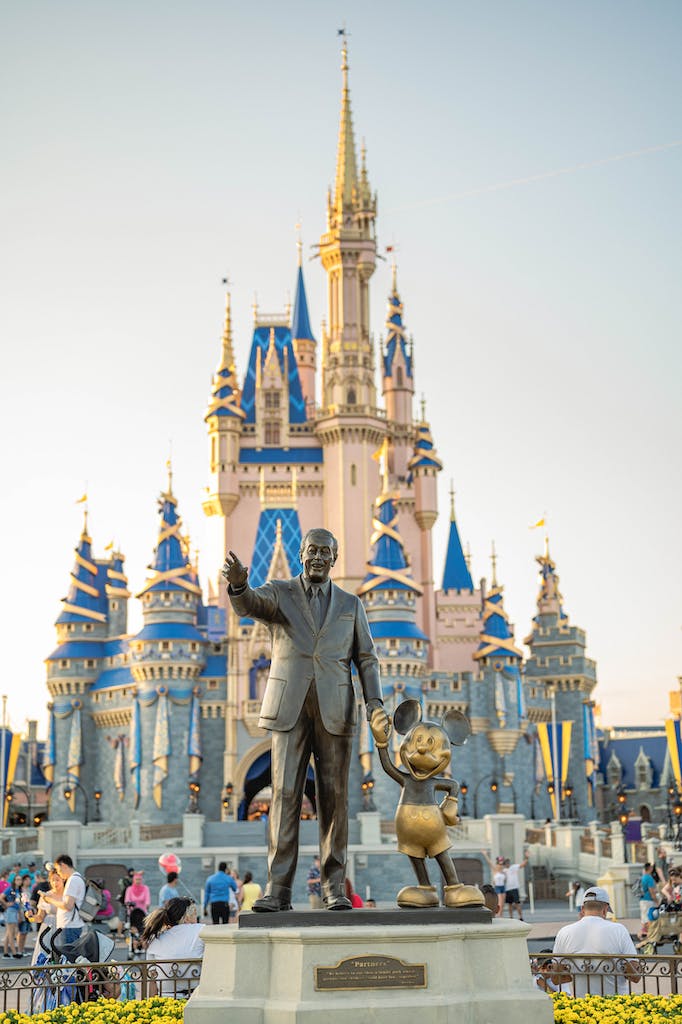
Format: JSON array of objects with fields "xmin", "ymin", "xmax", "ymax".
[
  {"xmin": 552, "ymin": 992, "xmax": 682, "ymax": 1022},
  {"xmin": 0, "ymin": 997, "xmax": 185, "ymax": 1024}
]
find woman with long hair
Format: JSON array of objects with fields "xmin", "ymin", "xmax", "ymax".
[
  {"xmin": 142, "ymin": 897, "xmax": 204, "ymax": 997},
  {"xmin": 25, "ymin": 869, "xmax": 63, "ymax": 964}
]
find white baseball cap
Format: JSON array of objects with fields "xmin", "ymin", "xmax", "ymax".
[{"xmin": 582, "ymin": 885, "xmax": 611, "ymax": 909}]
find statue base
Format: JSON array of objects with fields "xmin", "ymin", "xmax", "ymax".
[{"xmin": 185, "ymin": 917, "xmax": 553, "ymax": 1024}]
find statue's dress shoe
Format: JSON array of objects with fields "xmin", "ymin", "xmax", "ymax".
[
  {"xmin": 252, "ymin": 894, "xmax": 293, "ymax": 913},
  {"xmin": 324, "ymin": 894, "xmax": 352, "ymax": 911}
]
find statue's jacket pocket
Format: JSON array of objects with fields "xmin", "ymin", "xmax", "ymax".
[{"xmin": 260, "ymin": 677, "xmax": 286, "ymax": 719}]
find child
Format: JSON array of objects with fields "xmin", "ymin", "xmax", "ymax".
[{"xmin": 2, "ymin": 891, "xmax": 21, "ymax": 958}]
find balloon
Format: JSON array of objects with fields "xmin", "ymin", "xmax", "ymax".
[{"xmin": 158, "ymin": 853, "xmax": 182, "ymax": 875}]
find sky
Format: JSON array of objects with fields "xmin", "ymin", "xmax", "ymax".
[{"xmin": 1, "ymin": 1, "xmax": 680, "ymax": 736}]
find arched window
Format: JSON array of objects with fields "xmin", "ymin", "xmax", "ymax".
[
  {"xmin": 396, "ymin": 366, "xmax": 403, "ymax": 386},
  {"xmin": 350, "ymin": 464, "xmax": 357, "ymax": 486},
  {"xmin": 347, "ymin": 388, "xmax": 356, "ymax": 405}
]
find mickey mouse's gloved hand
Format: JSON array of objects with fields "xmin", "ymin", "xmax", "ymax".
[{"xmin": 440, "ymin": 794, "xmax": 459, "ymax": 826}]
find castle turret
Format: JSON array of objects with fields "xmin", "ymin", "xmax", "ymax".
[
  {"xmin": 105, "ymin": 549, "xmax": 129, "ymax": 637},
  {"xmin": 524, "ymin": 535, "xmax": 598, "ymax": 820},
  {"xmin": 407, "ymin": 409, "xmax": 442, "ymax": 651},
  {"xmin": 316, "ymin": 40, "xmax": 384, "ymax": 588},
  {"xmin": 203, "ymin": 289, "xmax": 245, "ymax": 519},
  {"xmin": 382, "ymin": 264, "xmax": 415, "ymax": 484},
  {"xmin": 291, "ymin": 239, "xmax": 317, "ymax": 416},
  {"xmin": 433, "ymin": 487, "xmax": 480, "ymax": 672}
]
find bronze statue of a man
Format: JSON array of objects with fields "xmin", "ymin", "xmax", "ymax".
[{"xmin": 223, "ymin": 528, "xmax": 389, "ymax": 911}]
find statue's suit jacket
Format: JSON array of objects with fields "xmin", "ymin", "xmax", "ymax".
[{"xmin": 229, "ymin": 575, "xmax": 382, "ymax": 735}]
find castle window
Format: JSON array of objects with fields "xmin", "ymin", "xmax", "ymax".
[
  {"xmin": 184, "ymin": 593, "xmax": 192, "ymax": 602},
  {"xmin": 264, "ymin": 390, "xmax": 280, "ymax": 409},
  {"xmin": 68, "ymin": 624, "xmax": 75, "ymax": 632},
  {"xmin": 450, "ymin": 679, "xmax": 461, "ymax": 692},
  {"xmin": 111, "ymin": 601, "xmax": 119, "ymax": 611},
  {"xmin": 396, "ymin": 366, "xmax": 403, "ymax": 386},
  {"xmin": 161, "ymin": 641, "xmax": 171, "ymax": 652},
  {"xmin": 207, "ymin": 680, "xmax": 218, "ymax": 690},
  {"xmin": 190, "ymin": 643, "xmax": 198, "ymax": 652},
  {"xmin": 265, "ymin": 422, "xmax": 280, "ymax": 445},
  {"xmin": 347, "ymin": 388, "xmax": 356, "ymax": 405},
  {"xmin": 84, "ymin": 623, "xmax": 93, "ymax": 632},
  {"xmin": 350, "ymin": 464, "xmax": 357, "ymax": 486},
  {"xmin": 60, "ymin": 660, "xmax": 70, "ymax": 669},
  {"xmin": 86, "ymin": 660, "xmax": 95, "ymax": 669}
]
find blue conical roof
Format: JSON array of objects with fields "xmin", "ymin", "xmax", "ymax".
[
  {"xmin": 56, "ymin": 514, "xmax": 107, "ymax": 624},
  {"xmin": 359, "ymin": 493, "xmax": 423, "ymax": 596},
  {"xmin": 474, "ymin": 582, "xmax": 522, "ymax": 663},
  {"xmin": 442, "ymin": 513, "xmax": 473, "ymax": 591},
  {"xmin": 291, "ymin": 265, "xmax": 315, "ymax": 342},
  {"xmin": 137, "ymin": 474, "xmax": 202, "ymax": 597},
  {"xmin": 205, "ymin": 293, "xmax": 245, "ymax": 422},
  {"xmin": 383, "ymin": 275, "xmax": 412, "ymax": 379}
]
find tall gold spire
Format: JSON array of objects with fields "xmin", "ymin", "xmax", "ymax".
[
  {"xmin": 490, "ymin": 540, "xmax": 498, "ymax": 587},
  {"xmin": 449, "ymin": 481, "xmax": 456, "ymax": 522},
  {"xmin": 220, "ymin": 288, "xmax": 235, "ymax": 373},
  {"xmin": 334, "ymin": 38, "xmax": 358, "ymax": 220}
]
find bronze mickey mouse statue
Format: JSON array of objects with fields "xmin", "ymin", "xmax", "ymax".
[{"xmin": 371, "ymin": 698, "xmax": 485, "ymax": 909}]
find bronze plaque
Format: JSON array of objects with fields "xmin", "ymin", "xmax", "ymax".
[{"xmin": 314, "ymin": 953, "xmax": 427, "ymax": 991}]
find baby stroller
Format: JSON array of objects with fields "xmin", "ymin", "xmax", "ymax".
[
  {"xmin": 638, "ymin": 904, "xmax": 682, "ymax": 955},
  {"xmin": 33, "ymin": 926, "xmax": 118, "ymax": 1010}
]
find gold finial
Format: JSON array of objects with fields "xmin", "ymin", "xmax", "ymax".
[
  {"xmin": 252, "ymin": 293, "xmax": 259, "ymax": 321},
  {"xmin": 295, "ymin": 221, "xmax": 303, "ymax": 267},
  {"xmin": 420, "ymin": 394, "xmax": 426, "ymax": 421},
  {"xmin": 166, "ymin": 451, "xmax": 173, "ymax": 495},
  {"xmin": 465, "ymin": 542, "xmax": 472, "ymax": 569},
  {"xmin": 490, "ymin": 540, "xmax": 498, "ymax": 587},
  {"xmin": 449, "ymin": 481, "xmax": 456, "ymax": 522},
  {"xmin": 544, "ymin": 531, "xmax": 550, "ymax": 559}
]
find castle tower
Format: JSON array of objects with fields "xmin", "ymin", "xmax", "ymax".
[
  {"xmin": 130, "ymin": 466, "xmax": 207, "ymax": 818},
  {"xmin": 203, "ymin": 289, "xmax": 246, "ymax": 523},
  {"xmin": 291, "ymin": 239, "xmax": 317, "ymax": 417},
  {"xmin": 524, "ymin": 536, "xmax": 598, "ymax": 821},
  {"xmin": 316, "ymin": 40, "xmax": 384, "ymax": 589},
  {"xmin": 382, "ymin": 263, "xmax": 415, "ymax": 482},
  {"xmin": 45, "ymin": 510, "xmax": 121, "ymax": 820},
  {"xmin": 406, "ymin": 410, "xmax": 443, "ymax": 651},
  {"xmin": 358, "ymin": 485, "xmax": 428, "ymax": 809},
  {"xmin": 105, "ymin": 549, "xmax": 130, "ymax": 637},
  {"xmin": 433, "ymin": 487, "xmax": 481, "ymax": 672}
]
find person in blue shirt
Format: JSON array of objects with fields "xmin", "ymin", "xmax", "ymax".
[
  {"xmin": 638, "ymin": 862, "xmax": 660, "ymax": 940},
  {"xmin": 203, "ymin": 863, "xmax": 238, "ymax": 924}
]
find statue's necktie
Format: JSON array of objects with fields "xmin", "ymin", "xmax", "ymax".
[{"xmin": 309, "ymin": 585, "xmax": 322, "ymax": 630}]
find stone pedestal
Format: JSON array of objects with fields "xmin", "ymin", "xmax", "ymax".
[{"xmin": 186, "ymin": 917, "xmax": 552, "ymax": 1024}]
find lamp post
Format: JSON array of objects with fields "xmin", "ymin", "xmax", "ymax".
[
  {"xmin": 5, "ymin": 783, "xmax": 32, "ymax": 826},
  {"xmin": 61, "ymin": 780, "xmax": 90, "ymax": 825},
  {"xmin": 93, "ymin": 790, "xmax": 102, "ymax": 822},
  {"xmin": 618, "ymin": 806, "xmax": 629, "ymax": 862},
  {"xmin": 222, "ymin": 782, "xmax": 234, "ymax": 820},
  {"xmin": 361, "ymin": 772, "xmax": 376, "ymax": 811},
  {"xmin": 187, "ymin": 779, "xmax": 201, "ymax": 814},
  {"xmin": 459, "ymin": 781, "xmax": 468, "ymax": 817},
  {"xmin": 667, "ymin": 794, "xmax": 679, "ymax": 851},
  {"xmin": 563, "ymin": 782, "xmax": 575, "ymax": 820},
  {"xmin": 473, "ymin": 776, "xmax": 499, "ymax": 818}
]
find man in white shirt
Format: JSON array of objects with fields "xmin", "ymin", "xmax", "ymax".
[
  {"xmin": 42, "ymin": 854, "xmax": 86, "ymax": 943},
  {"xmin": 552, "ymin": 885, "xmax": 641, "ymax": 996},
  {"xmin": 503, "ymin": 854, "xmax": 528, "ymax": 920}
]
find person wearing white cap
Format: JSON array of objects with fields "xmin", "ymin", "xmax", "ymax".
[{"xmin": 552, "ymin": 886, "xmax": 641, "ymax": 996}]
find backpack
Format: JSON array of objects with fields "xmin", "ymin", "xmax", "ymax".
[{"xmin": 74, "ymin": 874, "xmax": 104, "ymax": 923}]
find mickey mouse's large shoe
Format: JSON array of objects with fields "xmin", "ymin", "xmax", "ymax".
[
  {"xmin": 443, "ymin": 883, "xmax": 485, "ymax": 908},
  {"xmin": 396, "ymin": 884, "xmax": 439, "ymax": 908}
]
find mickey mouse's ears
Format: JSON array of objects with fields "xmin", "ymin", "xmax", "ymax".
[
  {"xmin": 393, "ymin": 698, "xmax": 422, "ymax": 735},
  {"xmin": 442, "ymin": 709, "xmax": 471, "ymax": 746}
]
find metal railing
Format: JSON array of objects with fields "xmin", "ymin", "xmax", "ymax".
[
  {"xmin": 529, "ymin": 952, "xmax": 682, "ymax": 996},
  {"xmin": 0, "ymin": 958, "xmax": 202, "ymax": 1013}
]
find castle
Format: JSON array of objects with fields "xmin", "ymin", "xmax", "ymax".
[{"xmin": 44, "ymin": 43, "xmax": 608, "ymax": 833}]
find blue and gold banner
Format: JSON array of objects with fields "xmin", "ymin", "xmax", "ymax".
[
  {"xmin": 113, "ymin": 736, "xmax": 126, "ymax": 802},
  {"xmin": 665, "ymin": 719, "xmax": 682, "ymax": 789},
  {"xmin": 582, "ymin": 701, "xmax": 599, "ymax": 806},
  {"xmin": 537, "ymin": 720, "xmax": 573, "ymax": 818},
  {"xmin": 1, "ymin": 730, "xmax": 22, "ymax": 827},
  {"xmin": 188, "ymin": 692, "xmax": 202, "ymax": 777},
  {"xmin": 152, "ymin": 691, "xmax": 171, "ymax": 808},
  {"xmin": 129, "ymin": 698, "xmax": 141, "ymax": 808},
  {"xmin": 42, "ymin": 709, "xmax": 56, "ymax": 788},
  {"xmin": 66, "ymin": 705, "xmax": 83, "ymax": 813}
]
